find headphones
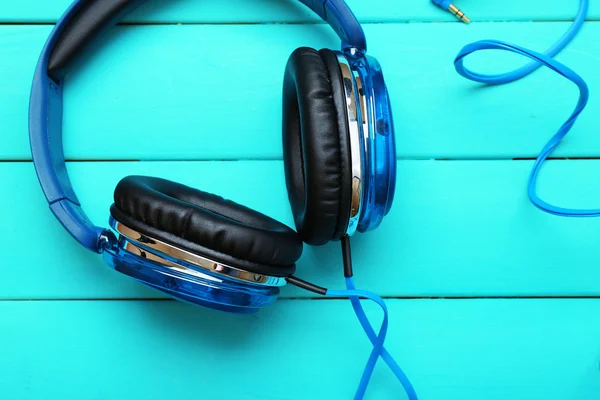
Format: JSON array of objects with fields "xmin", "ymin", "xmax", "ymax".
[{"xmin": 29, "ymin": 0, "xmax": 396, "ymax": 314}]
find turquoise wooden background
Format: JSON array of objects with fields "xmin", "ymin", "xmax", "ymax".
[{"xmin": 1, "ymin": 0, "xmax": 600, "ymax": 399}]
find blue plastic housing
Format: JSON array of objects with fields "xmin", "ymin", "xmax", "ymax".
[
  {"xmin": 102, "ymin": 219, "xmax": 280, "ymax": 313},
  {"xmin": 344, "ymin": 51, "xmax": 397, "ymax": 233},
  {"xmin": 303, "ymin": 0, "xmax": 367, "ymax": 51},
  {"xmin": 29, "ymin": 0, "xmax": 105, "ymax": 253}
]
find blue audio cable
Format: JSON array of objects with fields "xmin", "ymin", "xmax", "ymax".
[
  {"xmin": 433, "ymin": 0, "xmax": 597, "ymax": 217},
  {"xmin": 334, "ymin": 237, "xmax": 418, "ymax": 400},
  {"xmin": 338, "ymin": 276, "xmax": 418, "ymax": 400},
  {"xmin": 456, "ymin": 41, "xmax": 591, "ymax": 216},
  {"xmin": 286, "ymin": 237, "xmax": 418, "ymax": 400}
]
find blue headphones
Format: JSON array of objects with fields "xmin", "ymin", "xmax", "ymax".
[
  {"xmin": 29, "ymin": 1, "xmax": 592, "ymax": 398},
  {"xmin": 29, "ymin": 0, "xmax": 396, "ymax": 314}
]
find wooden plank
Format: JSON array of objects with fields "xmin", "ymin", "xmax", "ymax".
[
  {"xmin": 1, "ymin": 299, "xmax": 599, "ymax": 399},
  {"xmin": 1, "ymin": 0, "xmax": 598, "ymax": 23},
  {"xmin": 2, "ymin": 22, "xmax": 599, "ymax": 161},
  {"xmin": 3, "ymin": 160, "xmax": 600, "ymax": 300}
]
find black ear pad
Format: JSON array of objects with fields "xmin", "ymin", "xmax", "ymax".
[
  {"xmin": 110, "ymin": 176, "xmax": 303, "ymax": 277},
  {"xmin": 282, "ymin": 47, "xmax": 352, "ymax": 246}
]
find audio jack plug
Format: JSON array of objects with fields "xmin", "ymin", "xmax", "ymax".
[{"xmin": 432, "ymin": 0, "xmax": 470, "ymax": 23}]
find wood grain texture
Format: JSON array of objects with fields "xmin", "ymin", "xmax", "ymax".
[
  {"xmin": 3, "ymin": 160, "xmax": 600, "ymax": 300},
  {"xmin": 1, "ymin": 299, "xmax": 600, "ymax": 400},
  {"xmin": 1, "ymin": 22, "xmax": 599, "ymax": 160},
  {"xmin": 1, "ymin": 0, "xmax": 599, "ymax": 23}
]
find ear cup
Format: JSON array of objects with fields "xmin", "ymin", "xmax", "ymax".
[
  {"xmin": 110, "ymin": 176, "xmax": 303, "ymax": 277},
  {"xmin": 282, "ymin": 47, "xmax": 352, "ymax": 245}
]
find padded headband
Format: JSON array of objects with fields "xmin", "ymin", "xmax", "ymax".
[{"xmin": 29, "ymin": 0, "xmax": 366, "ymax": 252}]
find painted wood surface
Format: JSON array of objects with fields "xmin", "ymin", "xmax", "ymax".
[
  {"xmin": 2, "ymin": 160, "xmax": 600, "ymax": 299},
  {"xmin": 2, "ymin": 299, "xmax": 600, "ymax": 400},
  {"xmin": 2, "ymin": 22, "xmax": 600, "ymax": 160},
  {"xmin": 1, "ymin": 0, "xmax": 599, "ymax": 399}
]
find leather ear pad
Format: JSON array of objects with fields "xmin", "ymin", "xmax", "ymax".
[
  {"xmin": 282, "ymin": 47, "xmax": 352, "ymax": 245},
  {"xmin": 110, "ymin": 176, "xmax": 303, "ymax": 277}
]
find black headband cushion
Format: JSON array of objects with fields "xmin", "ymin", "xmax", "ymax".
[
  {"xmin": 282, "ymin": 47, "xmax": 352, "ymax": 246},
  {"xmin": 110, "ymin": 176, "xmax": 303, "ymax": 277},
  {"xmin": 48, "ymin": 0, "xmax": 139, "ymax": 77}
]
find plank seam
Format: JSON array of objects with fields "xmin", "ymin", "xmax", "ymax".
[
  {"xmin": 3, "ymin": 158, "xmax": 600, "ymax": 163},
  {"xmin": 2, "ymin": 296, "xmax": 600, "ymax": 302},
  {"xmin": 0, "ymin": 19, "xmax": 599, "ymax": 26}
]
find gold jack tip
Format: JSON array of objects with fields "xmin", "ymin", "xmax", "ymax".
[{"xmin": 448, "ymin": 4, "xmax": 470, "ymax": 23}]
